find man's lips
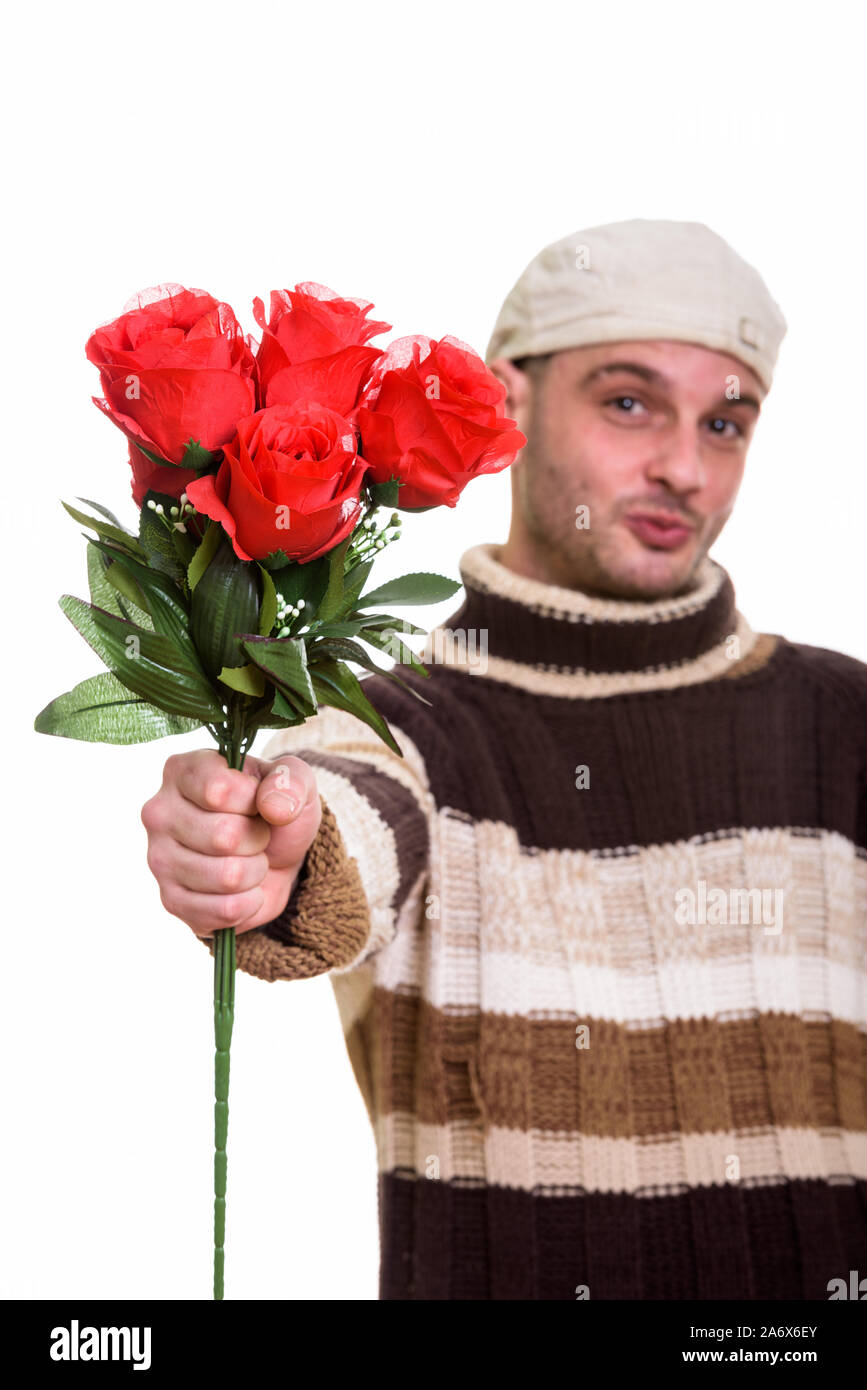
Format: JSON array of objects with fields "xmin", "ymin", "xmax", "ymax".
[{"xmin": 623, "ymin": 511, "xmax": 696, "ymax": 550}]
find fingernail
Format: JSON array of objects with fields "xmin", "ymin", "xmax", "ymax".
[{"xmin": 264, "ymin": 791, "xmax": 299, "ymax": 815}]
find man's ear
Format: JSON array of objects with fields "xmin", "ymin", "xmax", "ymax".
[{"xmin": 487, "ymin": 356, "xmax": 533, "ymax": 432}]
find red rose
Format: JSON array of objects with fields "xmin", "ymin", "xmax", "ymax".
[
  {"xmin": 355, "ymin": 335, "xmax": 527, "ymax": 508},
  {"xmin": 185, "ymin": 403, "xmax": 368, "ymax": 564},
  {"xmin": 128, "ymin": 443, "xmax": 199, "ymax": 509},
  {"xmin": 253, "ymin": 282, "xmax": 389, "ymax": 418},
  {"xmin": 86, "ymin": 284, "xmax": 258, "ymax": 468}
]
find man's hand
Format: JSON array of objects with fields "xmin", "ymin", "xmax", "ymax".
[{"xmin": 140, "ymin": 749, "xmax": 322, "ymax": 938}]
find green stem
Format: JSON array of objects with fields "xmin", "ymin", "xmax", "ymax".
[{"xmin": 212, "ymin": 698, "xmax": 249, "ymax": 1300}]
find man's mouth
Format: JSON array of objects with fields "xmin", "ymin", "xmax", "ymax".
[{"xmin": 623, "ymin": 511, "xmax": 696, "ymax": 551}]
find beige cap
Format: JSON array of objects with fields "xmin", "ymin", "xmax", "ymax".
[{"xmin": 484, "ymin": 218, "xmax": 787, "ymax": 393}]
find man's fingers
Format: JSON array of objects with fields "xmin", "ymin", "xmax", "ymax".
[
  {"xmin": 148, "ymin": 838, "xmax": 270, "ymax": 896},
  {"xmin": 144, "ymin": 785, "xmax": 272, "ymax": 857},
  {"xmin": 159, "ymin": 879, "xmax": 267, "ymax": 937},
  {"xmin": 262, "ymin": 795, "xmax": 322, "ymax": 871},
  {"xmin": 255, "ymin": 756, "xmax": 322, "ymax": 869},
  {"xmin": 143, "ymin": 750, "xmax": 318, "ymax": 939},
  {"xmin": 152, "ymin": 749, "xmax": 321, "ymax": 871},
  {"xmin": 169, "ymin": 748, "xmax": 263, "ymax": 816},
  {"xmin": 254, "ymin": 756, "xmax": 318, "ymax": 821}
]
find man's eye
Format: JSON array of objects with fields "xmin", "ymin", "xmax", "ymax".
[
  {"xmin": 709, "ymin": 417, "xmax": 743, "ymax": 439},
  {"xmin": 606, "ymin": 395, "xmax": 647, "ymax": 415}
]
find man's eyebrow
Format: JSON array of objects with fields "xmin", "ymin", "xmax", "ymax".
[{"xmin": 579, "ymin": 361, "xmax": 762, "ymax": 414}]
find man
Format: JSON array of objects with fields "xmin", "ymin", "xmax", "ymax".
[{"xmin": 141, "ymin": 220, "xmax": 867, "ymax": 1300}]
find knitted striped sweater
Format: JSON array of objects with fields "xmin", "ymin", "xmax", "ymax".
[{"xmin": 210, "ymin": 541, "xmax": 867, "ymax": 1300}]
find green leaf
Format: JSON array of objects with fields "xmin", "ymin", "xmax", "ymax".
[
  {"xmin": 309, "ymin": 636, "xmax": 390, "ymax": 673},
  {"xmin": 308, "ymin": 634, "xmax": 428, "ymax": 703},
  {"xmin": 312, "ymin": 637, "xmax": 432, "ymax": 705},
  {"xmin": 76, "ymin": 497, "xmax": 134, "ymax": 533},
  {"xmin": 242, "ymin": 688, "xmax": 308, "ymax": 730},
  {"xmin": 240, "ymin": 689, "xmax": 304, "ymax": 733},
  {"xmin": 170, "ymin": 524, "xmax": 196, "ymax": 569},
  {"xmin": 34, "ymin": 671, "xmax": 202, "ymax": 744},
  {"xmin": 181, "ymin": 437, "xmax": 222, "ymax": 470},
  {"xmin": 139, "ymin": 490, "xmax": 190, "ymax": 585},
  {"xmin": 62, "ymin": 500, "xmax": 147, "ymax": 560},
  {"xmin": 217, "ymin": 663, "xmax": 266, "ymax": 697},
  {"xmin": 59, "ymin": 594, "xmax": 225, "ymax": 721},
  {"xmin": 340, "ymin": 557, "xmax": 375, "ymax": 615},
  {"xmin": 271, "ymin": 689, "xmax": 305, "ymax": 723},
  {"xmin": 239, "ymin": 635, "xmax": 316, "ymax": 715},
  {"xmin": 270, "ymin": 553, "xmax": 331, "ymax": 617},
  {"xmin": 86, "ymin": 542, "xmax": 151, "ymax": 628},
  {"xmin": 269, "ymin": 686, "xmax": 313, "ymax": 722},
  {"xmin": 316, "ymin": 537, "xmax": 352, "ymax": 623},
  {"xmin": 350, "ymin": 611, "xmax": 427, "ymax": 636},
  {"xmin": 260, "ymin": 549, "xmax": 294, "ymax": 572},
  {"xmin": 104, "ymin": 561, "xmax": 153, "ymax": 626},
  {"xmin": 233, "ymin": 687, "xmax": 307, "ymax": 735},
  {"xmin": 190, "ymin": 532, "xmax": 263, "ymax": 678},
  {"xmin": 188, "ymin": 520, "xmax": 222, "ymax": 592},
  {"xmin": 87, "ymin": 538, "xmax": 204, "ymax": 675},
  {"xmin": 257, "ymin": 564, "xmax": 278, "ymax": 637},
  {"xmin": 356, "ymin": 572, "xmax": 461, "ymax": 608},
  {"xmin": 309, "ymin": 619, "xmax": 369, "ymax": 639},
  {"xmin": 310, "ymin": 659, "xmax": 402, "ymax": 756},
  {"xmin": 135, "ymin": 442, "xmax": 170, "ymax": 467},
  {"xmin": 367, "ymin": 478, "xmax": 402, "ymax": 508},
  {"xmin": 359, "ymin": 623, "xmax": 430, "ymax": 676}
]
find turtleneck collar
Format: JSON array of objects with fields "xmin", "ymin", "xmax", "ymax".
[{"xmin": 422, "ymin": 541, "xmax": 770, "ymax": 698}]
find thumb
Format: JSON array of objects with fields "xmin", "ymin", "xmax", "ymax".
[{"xmin": 255, "ymin": 754, "xmax": 315, "ymax": 826}]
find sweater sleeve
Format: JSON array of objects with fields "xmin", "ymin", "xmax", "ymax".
[{"xmin": 199, "ymin": 703, "xmax": 432, "ymax": 984}]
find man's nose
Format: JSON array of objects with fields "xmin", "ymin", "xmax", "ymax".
[{"xmin": 644, "ymin": 424, "xmax": 706, "ymax": 494}]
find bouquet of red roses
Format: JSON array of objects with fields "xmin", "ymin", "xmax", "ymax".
[{"xmin": 34, "ymin": 281, "xmax": 525, "ymax": 1298}]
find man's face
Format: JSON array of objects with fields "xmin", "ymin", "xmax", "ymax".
[{"xmin": 492, "ymin": 339, "xmax": 765, "ymax": 599}]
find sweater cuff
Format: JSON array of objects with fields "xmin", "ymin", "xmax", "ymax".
[{"xmin": 200, "ymin": 795, "xmax": 370, "ymax": 983}]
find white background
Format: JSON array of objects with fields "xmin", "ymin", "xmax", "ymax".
[{"xmin": 3, "ymin": 0, "xmax": 865, "ymax": 1301}]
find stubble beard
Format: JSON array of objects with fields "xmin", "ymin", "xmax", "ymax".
[{"xmin": 518, "ymin": 448, "xmax": 716, "ymax": 602}]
